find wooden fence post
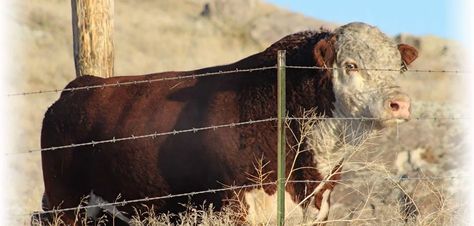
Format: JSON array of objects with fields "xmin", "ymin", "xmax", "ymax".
[
  {"xmin": 71, "ymin": 0, "xmax": 114, "ymax": 78},
  {"xmin": 277, "ymin": 50, "xmax": 286, "ymax": 226}
]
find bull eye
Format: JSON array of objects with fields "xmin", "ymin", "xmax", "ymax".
[{"xmin": 345, "ymin": 62, "xmax": 358, "ymax": 73}]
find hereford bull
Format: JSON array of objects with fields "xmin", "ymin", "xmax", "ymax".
[{"xmin": 40, "ymin": 22, "xmax": 417, "ymax": 225}]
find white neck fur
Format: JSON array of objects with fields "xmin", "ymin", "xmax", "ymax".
[{"xmin": 308, "ymin": 110, "xmax": 379, "ymax": 177}]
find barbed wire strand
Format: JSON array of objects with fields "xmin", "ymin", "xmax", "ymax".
[
  {"xmin": 31, "ymin": 182, "xmax": 276, "ymax": 216},
  {"xmin": 285, "ymin": 65, "xmax": 469, "ymax": 74},
  {"xmin": 6, "ymin": 116, "xmax": 465, "ymax": 156},
  {"xmin": 22, "ymin": 176, "xmax": 462, "ymax": 216},
  {"xmin": 6, "ymin": 65, "xmax": 468, "ymax": 97},
  {"xmin": 5, "ymin": 118, "xmax": 278, "ymax": 155},
  {"xmin": 286, "ymin": 116, "xmax": 467, "ymax": 121},
  {"xmin": 6, "ymin": 66, "xmax": 276, "ymax": 97}
]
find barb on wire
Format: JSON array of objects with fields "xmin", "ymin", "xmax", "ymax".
[
  {"xmin": 6, "ymin": 66, "xmax": 277, "ymax": 97},
  {"xmin": 6, "ymin": 118, "xmax": 278, "ymax": 155},
  {"xmin": 285, "ymin": 65, "xmax": 469, "ymax": 74},
  {"xmin": 21, "ymin": 175, "xmax": 463, "ymax": 217}
]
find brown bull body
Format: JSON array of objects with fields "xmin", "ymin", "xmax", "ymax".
[{"xmin": 41, "ymin": 22, "xmax": 417, "ymax": 225}]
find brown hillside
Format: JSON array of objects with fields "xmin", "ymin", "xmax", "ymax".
[{"xmin": 6, "ymin": 0, "xmax": 466, "ymax": 225}]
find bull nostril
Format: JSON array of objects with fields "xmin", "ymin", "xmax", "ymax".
[{"xmin": 390, "ymin": 102, "xmax": 400, "ymax": 111}]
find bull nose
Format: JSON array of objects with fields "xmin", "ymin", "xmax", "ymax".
[{"xmin": 387, "ymin": 98, "xmax": 410, "ymax": 119}]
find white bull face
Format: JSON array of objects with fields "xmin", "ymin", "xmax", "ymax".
[{"xmin": 316, "ymin": 22, "xmax": 418, "ymax": 128}]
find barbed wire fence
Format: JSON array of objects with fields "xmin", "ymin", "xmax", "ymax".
[{"xmin": 5, "ymin": 54, "xmax": 469, "ymax": 223}]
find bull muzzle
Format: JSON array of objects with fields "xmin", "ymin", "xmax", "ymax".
[{"xmin": 385, "ymin": 94, "xmax": 411, "ymax": 121}]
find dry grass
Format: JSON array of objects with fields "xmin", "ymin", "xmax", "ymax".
[{"xmin": 30, "ymin": 199, "xmax": 243, "ymax": 226}]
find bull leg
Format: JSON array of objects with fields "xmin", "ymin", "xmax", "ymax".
[{"xmin": 314, "ymin": 189, "xmax": 332, "ymax": 226}]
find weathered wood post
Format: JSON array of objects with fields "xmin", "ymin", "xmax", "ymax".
[
  {"xmin": 71, "ymin": 0, "xmax": 114, "ymax": 77},
  {"xmin": 277, "ymin": 50, "xmax": 286, "ymax": 226}
]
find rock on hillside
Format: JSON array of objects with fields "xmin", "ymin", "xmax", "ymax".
[{"xmin": 203, "ymin": 0, "xmax": 336, "ymax": 46}]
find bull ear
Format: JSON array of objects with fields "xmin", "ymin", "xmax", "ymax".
[
  {"xmin": 398, "ymin": 44, "xmax": 418, "ymax": 66},
  {"xmin": 313, "ymin": 36, "xmax": 336, "ymax": 68}
]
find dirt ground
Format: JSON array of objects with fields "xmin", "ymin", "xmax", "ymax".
[{"xmin": 5, "ymin": 0, "xmax": 467, "ymax": 225}]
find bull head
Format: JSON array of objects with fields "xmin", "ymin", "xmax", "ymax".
[{"xmin": 313, "ymin": 22, "xmax": 418, "ymax": 128}]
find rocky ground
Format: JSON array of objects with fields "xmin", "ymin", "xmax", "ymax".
[{"xmin": 6, "ymin": 0, "xmax": 466, "ymax": 225}]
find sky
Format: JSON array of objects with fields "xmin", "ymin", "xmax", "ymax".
[{"xmin": 265, "ymin": 0, "xmax": 461, "ymax": 41}]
